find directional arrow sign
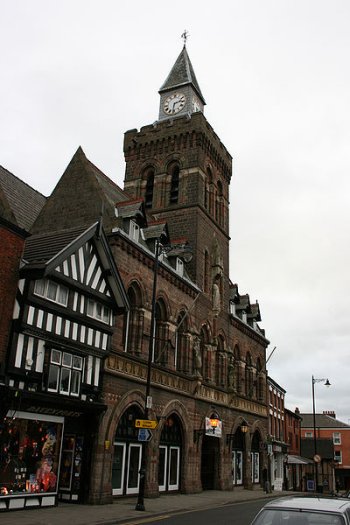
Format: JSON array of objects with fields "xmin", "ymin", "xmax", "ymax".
[
  {"xmin": 138, "ymin": 429, "xmax": 152, "ymax": 442},
  {"xmin": 135, "ymin": 419, "xmax": 158, "ymax": 429}
]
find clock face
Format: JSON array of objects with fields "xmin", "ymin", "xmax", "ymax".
[{"xmin": 163, "ymin": 92, "xmax": 186, "ymax": 115}]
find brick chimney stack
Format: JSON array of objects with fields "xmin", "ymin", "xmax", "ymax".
[{"xmin": 323, "ymin": 410, "xmax": 336, "ymax": 418}]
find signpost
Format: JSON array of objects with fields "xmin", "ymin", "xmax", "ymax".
[
  {"xmin": 138, "ymin": 429, "xmax": 153, "ymax": 442},
  {"xmin": 135, "ymin": 419, "xmax": 158, "ymax": 429}
]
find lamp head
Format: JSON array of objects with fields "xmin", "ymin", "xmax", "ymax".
[
  {"xmin": 325, "ymin": 379, "xmax": 331, "ymax": 387},
  {"xmin": 241, "ymin": 421, "xmax": 248, "ymax": 433}
]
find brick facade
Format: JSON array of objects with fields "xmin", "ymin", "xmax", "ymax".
[{"xmin": 0, "ymin": 221, "xmax": 25, "ymax": 366}]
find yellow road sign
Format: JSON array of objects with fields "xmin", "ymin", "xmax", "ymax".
[{"xmin": 135, "ymin": 419, "xmax": 158, "ymax": 429}]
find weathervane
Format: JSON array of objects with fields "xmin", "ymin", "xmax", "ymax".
[{"xmin": 181, "ymin": 29, "xmax": 189, "ymax": 46}]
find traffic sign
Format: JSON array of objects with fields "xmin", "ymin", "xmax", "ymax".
[
  {"xmin": 138, "ymin": 429, "xmax": 153, "ymax": 442},
  {"xmin": 135, "ymin": 419, "xmax": 158, "ymax": 429}
]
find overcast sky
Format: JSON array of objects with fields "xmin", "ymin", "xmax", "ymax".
[{"xmin": 1, "ymin": 1, "xmax": 349, "ymax": 423}]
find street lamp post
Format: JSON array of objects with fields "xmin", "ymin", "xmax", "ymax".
[
  {"xmin": 135, "ymin": 238, "xmax": 162, "ymax": 511},
  {"xmin": 312, "ymin": 375, "xmax": 331, "ymax": 492},
  {"xmin": 135, "ymin": 237, "xmax": 192, "ymax": 511}
]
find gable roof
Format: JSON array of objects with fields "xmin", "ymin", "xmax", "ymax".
[
  {"xmin": 159, "ymin": 45, "xmax": 206, "ymax": 104},
  {"xmin": 0, "ymin": 165, "xmax": 46, "ymax": 231},
  {"xmin": 300, "ymin": 413, "xmax": 350, "ymax": 429},
  {"xmin": 31, "ymin": 147, "xmax": 128, "ymax": 235},
  {"xmin": 22, "ymin": 222, "xmax": 129, "ymax": 311}
]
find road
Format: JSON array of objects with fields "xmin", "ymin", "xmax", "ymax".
[{"xmin": 120, "ymin": 498, "xmax": 271, "ymax": 525}]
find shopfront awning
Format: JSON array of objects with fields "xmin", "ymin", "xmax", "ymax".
[{"xmin": 287, "ymin": 454, "xmax": 313, "ymax": 465}]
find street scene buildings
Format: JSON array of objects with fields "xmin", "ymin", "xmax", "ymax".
[{"xmin": 0, "ymin": 44, "xmax": 347, "ymax": 512}]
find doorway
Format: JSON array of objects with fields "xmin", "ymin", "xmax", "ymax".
[{"xmin": 201, "ymin": 435, "xmax": 220, "ymax": 490}]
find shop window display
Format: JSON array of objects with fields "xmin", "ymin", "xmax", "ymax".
[{"xmin": 0, "ymin": 413, "xmax": 63, "ymax": 497}]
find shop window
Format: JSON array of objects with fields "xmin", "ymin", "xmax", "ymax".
[
  {"xmin": 59, "ymin": 435, "xmax": 84, "ymax": 495},
  {"xmin": 0, "ymin": 413, "xmax": 63, "ymax": 497},
  {"xmin": 34, "ymin": 278, "xmax": 68, "ymax": 306},
  {"xmin": 47, "ymin": 349, "xmax": 83, "ymax": 397},
  {"xmin": 87, "ymin": 299, "xmax": 111, "ymax": 324}
]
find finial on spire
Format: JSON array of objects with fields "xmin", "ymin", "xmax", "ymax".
[{"xmin": 181, "ymin": 29, "xmax": 189, "ymax": 46}]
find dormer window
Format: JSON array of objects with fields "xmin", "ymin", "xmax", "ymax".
[
  {"xmin": 129, "ymin": 221, "xmax": 140, "ymax": 242},
  {"xmin": 229, "ymin": 301, "xmax": 236, "ymax": 316},
  {"xmin": 34, "ymin": 278, "xmax": 68, "ymax": 307},
  {"xmin": 87, "ymin": 299, "xmax": 111, "ymax": 324},
  {"xmin": 176, "ymin": 258, "xmax": 184, "ymax": 277}
]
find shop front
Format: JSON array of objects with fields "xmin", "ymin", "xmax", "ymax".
[
  {"xmin": 0, "ymin": 392, "xmax": 104, "ymax": 511},
  {"xmin": 0, "ymin": 410, "xmax": 63, "ymax": 511}
]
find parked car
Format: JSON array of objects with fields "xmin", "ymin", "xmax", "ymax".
[{"xmin": 251, "ymin": 496, "xmax": 350, "ymax": 524}]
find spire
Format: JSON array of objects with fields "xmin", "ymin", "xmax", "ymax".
[{"xmin": 159, "ymin": 45, "xmax": 205, "ymax": 104}]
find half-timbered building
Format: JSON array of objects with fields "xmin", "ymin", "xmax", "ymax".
[{"xmin": 0, "ymin": 221, "xmax": 128, "ymax": 510}]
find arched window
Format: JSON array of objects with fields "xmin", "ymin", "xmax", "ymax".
[
  {"xmin": 216, "ymin": 180, "xmax": 224, "ymax": 227},
  {"xmin": 216, "ymin": 335, "xmax": 225, "ymax": 386},
  {"xmin": 204, "ymin": 250, "xmax": 210, "ymax": 294},
  {"xmin": 175, "ymin": 311, "xmax": 190, "ymax": 372},
  {"xmin": 154, "ymin": 299, "xmax": 169, "ymax": 366},
  {"xmin": 200, "ymin": 325, "xmax": 211, "ymax": 381},
  {"xmin": 205, "ymin": 167, "xmax": 213, "ymax": 213},
  {"xmin": 245, "ymin": 352, "xmax": 254, "ymax": 398},
  {"xmin": 169, "ymin": 164, "xmax": 180, "ymax": 204},
  {"xmin": 256, "ymin": 358, "xmax": 264, "ymax": 402},
  {"xmin": 127, "ymin": 283, "xmax": 144, "ymax": 355},
  {"xmin": 144, "ymin": 168, "xmax": 155, "ymax": 208},
  {"xmin": 234, "ymin": 345, "xmax": 241, "ymax": 393}
]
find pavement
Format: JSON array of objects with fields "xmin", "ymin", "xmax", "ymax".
[{"xmin": 0, "ymin": 488, "xmax": 296, "ymax": 525}]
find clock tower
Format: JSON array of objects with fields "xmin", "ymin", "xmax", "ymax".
[
  {"xmin": 123, "ymin": 44, "xmax": 232, "ymax": 300},
  {"xmin": 158, "ymin": 44, "xmax": 205, "ymax": 120}
]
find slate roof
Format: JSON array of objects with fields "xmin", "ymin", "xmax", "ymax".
[
  {"xmin": 300, "ymin": 413, "xmax": 350, "ymax": 429},
  {"xmin": 23, "ymin": 224, "xmax": 90, "ymax": 267},
  {"xmin": 159, "ymin": 45, "xmax": 206, "ymax": 104},
  {"xmin": 115, "ymin": 199, "xmax": 147, "ymax": 226},
  {"xmin": 142, "ymin": 221, "xmax": 169, "ymax": 243},
  {"xmin": 0, "ymin": 165, "xmax": 46, "ymax": 231},
  {"xmin": 31, "ymin": 147, "xmax": 128, "ymax": 235}
]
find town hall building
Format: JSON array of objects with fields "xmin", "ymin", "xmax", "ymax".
[{"xmin": 0, "ymin": 43, "xmax": 270, "ymax": 510}]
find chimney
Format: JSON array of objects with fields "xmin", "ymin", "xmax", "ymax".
[
  {"xmin": 323, "ymin": 410, "xmax": 336, "ymax": 418},
  {"xmin": 295, "ymin": 407, "xmax": 300, "ymax": 414}
]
